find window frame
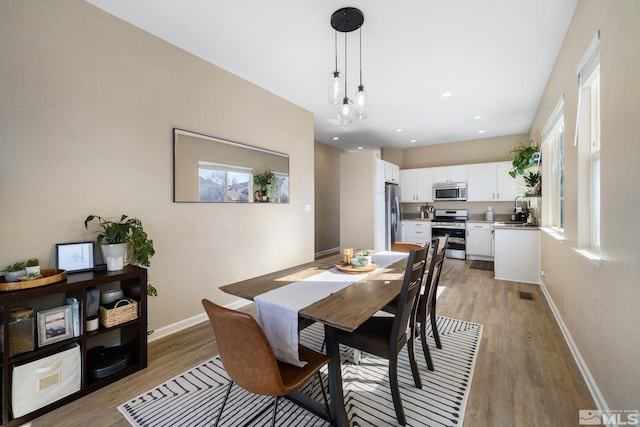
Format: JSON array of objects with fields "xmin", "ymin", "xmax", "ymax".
[{"xmin": 542, "ymin": 100, "xmax": 565, "ymax": 233}]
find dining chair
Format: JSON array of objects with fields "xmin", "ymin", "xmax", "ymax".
[
  {"xmin": 381, "ymin": 236, "xmax": 448, "ymax": 371},
  {"xmin": 415, "ymin": 235, "xmax": 448, "ymax": 365},
  {"xmin": 201, "ymin": 299, "xmax": 332, "ymax": 427},
  {"xmin": 331, "ymin": 244, "xmax": 429, "ymax": 426}
]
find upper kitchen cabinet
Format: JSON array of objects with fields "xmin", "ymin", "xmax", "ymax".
[
  {"xmin": 384, "ymin": 161, "xmax": 400, "ymax": 184},
  {"xmin": 467, "ymin": 161, "xmax": 522, "ymax": 202},
  {"xmin": 399, "ymin": 168, "xmax": 433, "ymax": 203},
  {"xmin": 433, "ymin": 165, "xmax": 467, "ymax": 183}
]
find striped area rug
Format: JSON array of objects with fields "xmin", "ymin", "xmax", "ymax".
[{"xmin": 118, "ymin": 316, "xmax": 482, "ymax": 427}]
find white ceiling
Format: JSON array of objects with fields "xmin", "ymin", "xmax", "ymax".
[{"xmin": 85, "ymin": 0, "xmax": 577, "ymax": 152}]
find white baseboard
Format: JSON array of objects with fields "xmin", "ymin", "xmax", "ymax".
[
  {"xmin": 315, "ymin": 247, "xmax": 340, "ymax": 259},
  {"xmin": 539, "ymin": 278, "xmax": 609, "ymax": 412},
  {"xmin": 148, "ymin": 299, "xmax": 252, "ymax": 343}
]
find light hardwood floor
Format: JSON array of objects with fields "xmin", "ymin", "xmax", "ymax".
[{"xmin": 29, "ymin": 258, "xmax": 594, "ymax": 426}]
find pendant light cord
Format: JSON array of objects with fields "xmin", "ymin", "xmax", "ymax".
[
  {"xmin": 334, "ymin": 30, "xmax": 338, "ymax": 72},
  {"xmin": 344, "ymin": 32, "xmax": 348, "ymax": 97},
  {"xmin": 359, "ymin": 27, "xmax": 363, "ymax": 85}
]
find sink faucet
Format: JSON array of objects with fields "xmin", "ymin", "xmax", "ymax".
[{"xmin": 514, "ymin": 195, "xmax": 523, "ymax": 210}]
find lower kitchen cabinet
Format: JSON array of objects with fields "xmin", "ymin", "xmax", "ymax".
[
  {"xmin": 401, "ymin": 220, "xmax": 431, "ymax": 245},
  {"xmin": 466, "ymin": 222, "xmax": 494, "ymax": 260},
  {"xmin": 494, "ymin": 227, "xmax": 540, "ymax": 284},
  {"xmin": 0, "ymin": 266, "xmax": 147, "ymax": 426}
]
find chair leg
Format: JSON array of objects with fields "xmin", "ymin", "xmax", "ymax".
[
  {"xmin": 419, "ymin": 320, "xmax": 435, "ymax": 371},
  {"xmin": 407, "ymin": 334, "xmax": 423, "ymax": 388},
  {"xmin": 388, "ymin": 354, "xmax": 407, "ymax": 426},
  {"xmin": 271, "ymin": 396, "xmax": 279, "ymax": 427},
  {"xmin": 430, "ymin": 309, "xmax": 442, "ymax": 349},
  {"xmin": 214, "ymin": 380, "xmax": 233, "ymax": 427}
]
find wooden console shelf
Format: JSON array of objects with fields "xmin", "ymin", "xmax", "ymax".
[{"xmin": 0, "ymin": 266, "xmax": 147, "ymax": 426}]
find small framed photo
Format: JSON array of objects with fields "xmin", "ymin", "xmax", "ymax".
[
  {"xmin": 56, "ymin": 241, "xmax": 94, "ymax": 272},
  {"xmin": 37, "ymin": 305, "xmax": 73, "ymax": 347}
]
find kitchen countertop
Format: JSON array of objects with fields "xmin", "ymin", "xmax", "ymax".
[{"xmin": 493, "ymin": 222, "xmax": 540, "ymax": 230}]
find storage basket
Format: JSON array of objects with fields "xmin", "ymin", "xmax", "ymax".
[{"xmin": 99, "ymin": 298, "xmax": 138, "ymax": 328}]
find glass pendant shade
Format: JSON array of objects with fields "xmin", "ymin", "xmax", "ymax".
[
  {"xmin": 336, "ymin": 97, "xmax": 355, "ymax": 125},
  {"xmin": 354, "ymin": 84, "xmax": 370, "ymax": 120},
  {"xmin": 328, "ymin": 71, "xmax": 343, "ymax": 106}
]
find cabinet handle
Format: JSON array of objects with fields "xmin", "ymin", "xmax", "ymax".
[{"xmin": 496, "ymin": 192, "xmax": 500, "ymax": 199}]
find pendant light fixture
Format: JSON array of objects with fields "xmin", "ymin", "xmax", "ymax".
[{"xmin": 329, "ymin": 7, "xmax": 368, "ymax": 125}]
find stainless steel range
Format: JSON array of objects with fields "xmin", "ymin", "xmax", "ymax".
[{"xmin": 432, "ymin": 209, "xmax": 468, "ymax": 259}]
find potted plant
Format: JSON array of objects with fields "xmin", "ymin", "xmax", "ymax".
[
  {"xmin": 2, "ymin": 261, "xmax": 25, "ymax": 282},
  {"xmin": 508, "ymin": 140, "xmax": 541, "ymax": 194},
  {"xmin": 25, "ymin": 258, "xmax": 40, "ymax": 276},
  {"xmin": 85, "ymin": 214, "xmax": 155, "ymax": 267},
  {"xmin": 253, "ymin": 170, "xmax": 276, "ymax": 202}
]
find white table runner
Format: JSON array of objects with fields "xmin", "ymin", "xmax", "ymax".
[{"xmin": 255, "ymin": 251, "xmax": 408, "ymax": 367}]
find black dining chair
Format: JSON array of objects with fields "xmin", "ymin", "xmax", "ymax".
[
  {"xmin": 420, "ymin": 235, "xmax": 448, "ymax": 352},
  {"xmin": 381, "ymin": 236, "xmax": 448, "ymax": 371},
  {"xmin": 331, "ymin": 244, "xmax": 429, "ymax": 426},
  {"xmin": 201, "ymin": 299, "xmax": 332, "ymax": 427}
]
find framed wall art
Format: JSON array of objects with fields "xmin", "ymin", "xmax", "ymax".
[{"xmin": 56, "ymin": 241, "xmax": 94, "ymax": 272}]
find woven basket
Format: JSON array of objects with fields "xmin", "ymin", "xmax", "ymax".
[{"xmin": 99, "ymin": 298, "xmax": 138, "ymax": 328}]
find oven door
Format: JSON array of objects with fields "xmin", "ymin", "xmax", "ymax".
[{"xmin": 432, "ymin": 227, "xmax": 465, "ymax": 259}]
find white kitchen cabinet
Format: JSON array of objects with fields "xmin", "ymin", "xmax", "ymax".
[
  {"xmin": 466, "ymin": 161, "xmax": 522, "ymax": 202},
  {"xmin": 433, "ymin": 165, "xmax": 467, "ymax": 183},
  {"xmin": 494, "ymin": 227, "xmax": 540, "ymax": 284},
  {"xmin": 401, "ymin": 220, "xmax": 431, "ymax": 245},
  {"xmin": 384, "ymin": 161, "xmax": 400, "ymax": 184},
  {"xmin": 495, "ymin": 161, "xmax": 521, "ymax": 201},
  {"xmin": 399, "ymin": 168, "xmax": 433, "ymax": 202},
  {"xmin": 466, "ymin": 222, "xmax": 493, "ymax": 260}
]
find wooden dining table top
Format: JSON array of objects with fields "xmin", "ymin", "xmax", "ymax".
[{"xmin": 219, "ymin": 254, "xmax": 409, "ymax": 332}]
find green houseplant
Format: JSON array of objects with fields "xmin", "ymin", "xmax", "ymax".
[
  {"xmin": 2, "ymin": 261, "xmax": 26, "ymax": 282},
  {"xmin": 508, "ymin": 140, "xmax": 541, "ymax": 194},
  {"xmin": 84, "ymin": 214, "xmax": 157, "ymax": 296},
  {"xmin": 253, "ymin": 170, "xmax": 276, "ymax": 201}
]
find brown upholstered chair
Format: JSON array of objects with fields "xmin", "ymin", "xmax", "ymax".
[
  {"xmin": 332, "ymin": 244, "xmax": 429, "ymax": 426},
  {"xmin": 201, "ymin": 299, "xmax": 331, "ymax": 427}
]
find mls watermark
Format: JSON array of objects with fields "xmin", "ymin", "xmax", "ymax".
[{"xmin": 580, "ymin": 410, "xmax": 640, "ymax": 425}]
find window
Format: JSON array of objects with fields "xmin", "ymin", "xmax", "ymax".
[
  {"xmin": 576, "ymin": 31, "xmax": 601, "ymax": 251},
  {"xmin": 543, "ymin": 100, "xmax": 565, "ymax": 231},
  {"xmin": 198, "ymin": 161, "xmax": 251, "ymax": 202}
]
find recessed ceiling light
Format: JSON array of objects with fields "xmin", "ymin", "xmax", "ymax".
[
  {"xmin": 332, "ymin": 136, "xmax": 339, "ymax": 140},
  {"xmin": 478, "ymin": 130, "xmax": 486, "ymax": 134},
  {"xmin": 410, "ymin": 139, "xmax": 417, "ymax": 143},
  {"xmin": 396, "ymin": 128, "xmax": 403, "ymax": 132},
  {"xmin": 357, "ymin": 146, "xmax": 364, "ymax": 150},
  {"xmin": 441, "ymin": 92, "xmax": 452, "ymax": 98},
  {"xmin": 473, "ymin": 115, "xmax": 483, "ymax": 120}
]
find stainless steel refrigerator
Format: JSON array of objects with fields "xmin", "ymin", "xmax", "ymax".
[{"xmin": 385, "ymin": 183, "xmax": 400, "ymax": 250}]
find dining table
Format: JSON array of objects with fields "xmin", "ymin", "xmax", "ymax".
[{"xmin": 220, "ymin": 252, "xmax": 411, "ymax": 427}]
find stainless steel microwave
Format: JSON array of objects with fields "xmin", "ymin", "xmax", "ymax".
[{"xmin": 433, "ymin": 182, "xmax": 467, "ymax": 201}]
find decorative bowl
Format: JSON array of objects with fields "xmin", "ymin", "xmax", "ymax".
[{"xmin": 350, "ymin": 256, "xmax": 371, "ymax": 268}]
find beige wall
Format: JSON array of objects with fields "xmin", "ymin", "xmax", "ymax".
[
  {"xmin": 530, "ymin": 1, "xmax": 640, "ymax": 409},
  {"xmin": 399, "ymin": 134, "xmax": 528, "ymax": 169},
  {"xmin": 314, "ymin": 142, "xmax": 343, "ymax": 255},
  {"xmin": 0, "ymin": 0, "xmax": 315, "ymax": 333}
]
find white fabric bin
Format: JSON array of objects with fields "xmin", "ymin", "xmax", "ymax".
[{"xmin": 12, "ymin": 344, "xmax": 81, "ymax": 418}]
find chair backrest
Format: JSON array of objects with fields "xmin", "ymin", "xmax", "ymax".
[
  {"xmin": 201, "ymin": 299, "xmax": 287, "ymax": 396},
  {"xmin": 422, "ymin": 236, "xmax": 448, "ymax": 314},
  {"xmin": 391, "ymin": 242, "xmax": 424, "ymax": 253},
  {"xmin": 390, "ymin": 244, "xmax": 430, "ymax": 348}
]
